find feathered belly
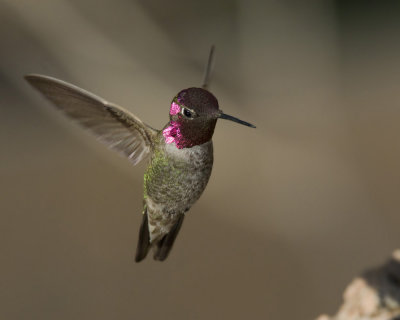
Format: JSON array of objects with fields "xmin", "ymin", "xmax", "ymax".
[
  {"xmin": 144, "ymin": 141, "xmax": 213, "ymax": 212},
  {"xmin": 143, "ymin": 141, "xmax": 213, "ymax": 242}
]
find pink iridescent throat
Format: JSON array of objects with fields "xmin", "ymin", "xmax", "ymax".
[
  {"xmin": 169, "ymin": 101, "xmax": 180, "ymax": 115},
  {"xmin": 163, "ymin": 120, "xmax": 183, "ymax": 145},
  {"xmin": 163, "ymin": 101, "xmax": 185, "ymax": 148}
]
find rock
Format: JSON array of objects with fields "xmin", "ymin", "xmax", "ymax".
[{"xmin": 317, "ymin": 250, "xmax": 400, "ymax": 320}]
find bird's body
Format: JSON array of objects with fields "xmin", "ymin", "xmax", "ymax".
[
  {"xmin": 25, "ymin": 48, "xmax": 255, "ymax": 262},
  {"xmin": 136, "ymin": 87, "xmax": 221, "ymax": 261},
  {"xmin": 144, "ymin": 135, "xmax": 213, "ymax": 243}
]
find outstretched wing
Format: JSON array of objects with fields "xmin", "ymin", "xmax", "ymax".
[{"xmin": 25, "ymin": 74, "xmax": 157, "ymax": 165}]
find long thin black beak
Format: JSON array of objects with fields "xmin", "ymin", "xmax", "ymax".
[{"xmin": 219, "ymin": 113, "xmax": 256, "ymax": 128}]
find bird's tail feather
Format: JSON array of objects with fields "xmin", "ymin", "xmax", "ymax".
[
  {"xmin": 153, "ymin": 214, "xmax": 185, "ymax": 261},
  {"xmin": 135, "ymin": 208, "xmax": 151, "ymax": 262},
  {"xmin": 135, "ymin": 210, "xmax": 185, "ymax": 262}
]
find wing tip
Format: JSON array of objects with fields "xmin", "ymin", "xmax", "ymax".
[
  {"xmin": 24, "ymin": 73, "xmax": 47, "ymax": 82},
  {"xmin": 24, "ymin": 74, "xmax": 38, "ymax": 86},
  {"xmin": 23, "ymin": 73, "xmax": 110, "ymax": 105},
  {"xmin": 24, "ymin": 74, "xmax": 58, "ymax": 90}
]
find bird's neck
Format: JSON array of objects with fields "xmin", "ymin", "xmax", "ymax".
[{"xmin": 162, "ymin": 121, "xmax": 215, "ymax": 149}]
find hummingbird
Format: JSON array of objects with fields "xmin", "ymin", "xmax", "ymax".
[{"xmin": 24, "ymin": 47, "xmax": 256, "ymax": 262}]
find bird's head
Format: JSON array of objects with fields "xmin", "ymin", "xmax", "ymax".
[{"xmin": 163, "ymin": 87, "xmax": 255, "ymax": 149}]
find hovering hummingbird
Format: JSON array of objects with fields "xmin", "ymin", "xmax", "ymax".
[{"xmin": 25, "ymin": 47, "xmax": 255, "ymax": 262}]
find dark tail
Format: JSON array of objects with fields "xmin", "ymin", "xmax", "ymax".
[
  {"xmin": 153, "ymin": 214, "xmax": 185, "ymax": 261},
  {"xmin": 135, "ymin": 211, "xmax": 185, "ymax": 262},
  {"xmin": 135, "ymin": 209, "xmax": 151, "ymax": 262}
]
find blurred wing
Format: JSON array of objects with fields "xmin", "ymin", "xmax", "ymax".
[{"xmin": 25, "ymin": 74, "xmax": 157, "ymax": 165}]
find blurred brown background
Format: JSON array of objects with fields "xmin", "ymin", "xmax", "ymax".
[{"xmin": 1, "ymin": 0, "xmax": 400, "ymax": 319}]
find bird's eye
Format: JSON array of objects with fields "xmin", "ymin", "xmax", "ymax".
[{"xmin": 183, "ymin": 108, "xmax": 193, "ymax": 118}]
